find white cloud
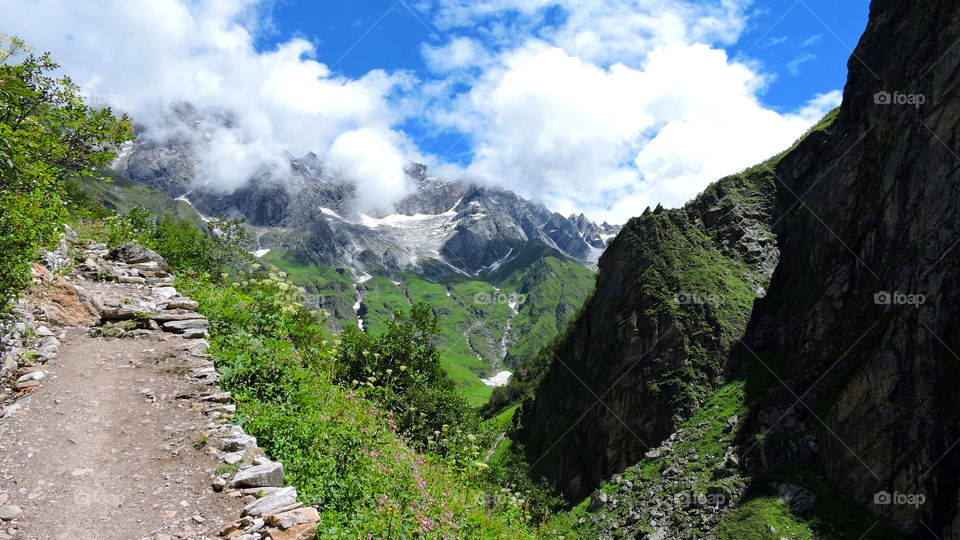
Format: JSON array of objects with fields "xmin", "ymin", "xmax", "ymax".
[
  {"xmin": 3, "ymin": 0, "xmax": 845, "ymax": 224},
  {"xmin": 420, "ymin": 0, "xmax": 843, "ymax": 223},
  {"xmin": 787, "ymin": 52, "xmax": 817, "ymax": 76},
  {"xmin": 2, "ymin": 0, "xmax": 413, "ymax": 211},
  {"xmin": 422, "ymin": 37, "xmax": 492, "ymax": 72},
  {"xmin": 326, "ymin": 128, "xmax": 414, "ymax": 214},
  {"xmin": 802, "ymin": 33, "xmax": 823, "ymax": 47}
]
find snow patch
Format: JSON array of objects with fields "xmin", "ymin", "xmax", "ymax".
[
  {"xmin": 483, "ymin": 248, "xmax": 514, "ymax": 273},
  {"xmin": 320, "ymin": 207, "xmax": 344, "ymax": 220},
  {"xmin": 586, "ymin": 245, "xmax": 605, "ymax": 263},
  {"xmin": 481, "ymin": 371, "xmax": 512, "ymax": 387},
  {"xmin": 175, "ymin": 193, "xmax": 212, "ymax": 222},
  {"xmin": 253, "ymin": 248, "xmax": 271, "ymax": 257}
]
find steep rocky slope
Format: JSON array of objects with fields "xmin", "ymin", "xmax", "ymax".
[
  {"xmin": 516, "ymin": 163, "xmax": 780, "ymax": 502},
  {"xmin": 739, "ymin": 0, "xmax": 960, "ymax": 536},
  {"xmin": 520, "ymin": 1, "xmax": 960, "ymax": 538}
]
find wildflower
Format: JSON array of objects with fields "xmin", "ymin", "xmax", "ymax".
[
  {"xmin": 475, "ymin": 462, "xmax": 489, "ymax": 469},
  {"xmin": 399, "ymin": 365, "xmax": 407, "ymax": 371},
  {"xmin": 386, "ymin": 369, "xmax": 393, "ymax": 375},
  {"xmin": 467, "ymin": 434, "xmax": 476, "ymax": 442}
]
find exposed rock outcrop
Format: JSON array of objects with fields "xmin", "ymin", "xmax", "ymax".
[
  {"xmin": 517, "ymin": 166, "xmax": 779, "ymax": 502},
  {"xmin": 521, "ymin": 1, "xmax": 960, "ymax": 537},
  {"xmin": 738, "ymin": 0, "xmax": 960, "ymax": 536}
]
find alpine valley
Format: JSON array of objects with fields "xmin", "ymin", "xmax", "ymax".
[
  {"xmin": 4, "ymin": 0, "xmax": 958, "ymax": 538},
  {"xmin": 94, "ymin": 114, "xmax": 618, "ymax": 404}
]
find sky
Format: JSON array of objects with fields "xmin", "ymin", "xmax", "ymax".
[{"xmin": 0, "ymin": 0, "xmax": 870, "ymax": 223}]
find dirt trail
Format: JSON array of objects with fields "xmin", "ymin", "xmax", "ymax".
[
  {"xmin": 0, "ymin": 324, "xmax": 244, "ymax": 539},
  {"xmin": 0, "ymin": 239, "xmax": 257, "ymax": 540}
]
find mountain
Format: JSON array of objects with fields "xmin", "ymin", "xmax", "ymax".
[
  {"xmin": 112, "ymin": 112, "xmax": 617, "ymax": 276},
  {"xmin": 520, "ymin": 1, "xmax": 960, "ymax": 538},
  {"xmin": 516, "ymin": 154, "xmax": 783, "ymax": 501},
  {"xmin": 105, "ymin": 115, "xmax": 615, "ymax": 404}
]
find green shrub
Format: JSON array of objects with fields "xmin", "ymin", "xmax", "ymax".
[
  {"xmin": 0, "ymin": 42, "xmax": 131, "ymax": 312},
  {"xmin": 178, "ymin": 269, "xmax": 538, "ymax": 537},
  {"xmin": 335, "ymin": 303, "xmax": 473, "ymax": 447}
]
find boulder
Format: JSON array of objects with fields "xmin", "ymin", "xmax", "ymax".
[
  {"xmin": 266, "ymin": 507, "xmax": 319, "ymax": 529},
  {"xmin": 107, "ymin": 243, "xmax": 169, "ymax": 269},
  {"xmin": 152, "ymin": 287, "xmax": 179, "ymax": 300},
  {"xmin": 231, "ymin": 461, "xmax": 284, "ymax": 488},
  {"xmin": 165, "ymin": 297, "xmax": 199, "ymax": 311},
  {"xmin": 243, "ymin": 487, "xmax": 297, "ymax": 517},
  {"xmin": 162, "ymin": 319, "xmax": 208, "ymax": 335},
  {"xmin": 264, "ymin": 522, "xmax": 317, "ymax": 540},
  {"xmin": 29, "ymin": 277, "xmax": 100, "ymax": 327},
  {"xmin": 220, "ymin": 434, "xmax": 257, "ymax": 452}
]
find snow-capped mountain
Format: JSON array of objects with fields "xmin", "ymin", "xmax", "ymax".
[{"xmin": 112, "ymin": 119, "xmax": 620, "ymax": 278}]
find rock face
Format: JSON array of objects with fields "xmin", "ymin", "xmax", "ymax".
[
  {"xmin": 738, "ymin": 0, "xmax": 960, "ymax": 536},
  {"xmin": 521, "ymin": 1, "xmax": 960, "ymax": 537},
  {"xmin": 516, "ymin": 167, "xmax": 779, "ymax": 502}
]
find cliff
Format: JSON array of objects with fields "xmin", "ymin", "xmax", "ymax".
[{"xmin": 520, "ymin": 1, "xmax": 960, "ymax": 537}]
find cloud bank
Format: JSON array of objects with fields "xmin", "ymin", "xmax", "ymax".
[{"xmin": 2, "ymin": 0, "xmax": 842, "ymax": 222}]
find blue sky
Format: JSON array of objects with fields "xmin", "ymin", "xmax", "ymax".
[
  {"xmin": 256, "ymin": 0, "xmax": 869, "ymax": 165},
  {"xmin": 4, "ymin": 0, "xmax": 872, "ymax": 222}
]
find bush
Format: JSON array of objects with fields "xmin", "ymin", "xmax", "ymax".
[
  {"xmin": 0, "ymin": 42, "xmax": 131, "ymax": 312},
  {"xmin": 178, "ymin": 270, "xmax": 538, "ymax": 537},
  {"xmin": 335, "ymin": 303, "xmax": 474, "ymax": 446}
]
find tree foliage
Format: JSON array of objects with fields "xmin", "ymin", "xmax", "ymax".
[
  {"xmin": 335, "ymin": 303, "xmax": 473, "ymax": 446},
  {"xmin": 0, "ymin": 41, "xmax": 132, "ymax": 311}
]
